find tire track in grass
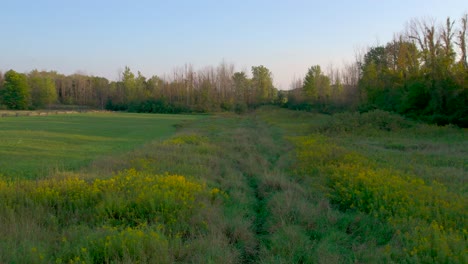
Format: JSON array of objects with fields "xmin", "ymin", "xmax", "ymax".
[
  {"xmin": 245, "ymin": 171, "xmax": 268, "ymax": 263},
  {"xmin": 229, "ymin": 116, "xmax": 287, "ymax": 263},
  {"xmin": 184, "ymin": 113, "xmax": 300, "ymax": 262},
  {"xmin": 218, "ymin": 117, "xmax": 266, "ymax": 263}
]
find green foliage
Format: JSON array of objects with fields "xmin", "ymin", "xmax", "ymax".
[
  {"xmin": 286, "ymin": 65, "xmax": 335, "ymax": 113},
  {"xmin": 291, "ymin": 134, "xmax": 467, "ymax": 263},
  {"xmin": 256, "ymin": 106, "xmax": 467, "ymax": 263},
  {"xmin": 1, "ymin": 70, "xmax": 31, "ymax": 109},
  {"xmin": 74, "ymin": 225, "xmax": 170, "ymax": 263},
  {"xmin": 104, "ymin": 65, "xmax": 274, "ymax": 113},
  {"xmin": 0, "ymin": 71, "xmax": 3, "ymax": 90},
  {"xmin": 234, "ymin": 102, "xmax": 248, "ymax": 114},
  {"xmin": 251, "ymin": 65, "xmax": 275, "ymax": 104},
  {"xmin": 0, "ymin": 106, "xmax": 465, "ymax": 263},
  {"xmin": 0, "ymin": 169, "xmax": 217, "ymax": 263},
  {"xmin": 355, "ymin": 15, "xmax": 468, "ymax": 126},
  {"xmin": 318, "ymin": 110, "xmax": 413, "ymax": 134},
  {"xmin": 303, "ymin": 65, "xmax": 331, "ymax": 101},
  {"xmin": 29, "ymin": 70, "xmax": 57, "ymax": 108}
]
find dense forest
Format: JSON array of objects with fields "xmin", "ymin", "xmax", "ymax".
[{"xmin": 1, "ymin": 14, "xmax": 466, "ymax": 126}]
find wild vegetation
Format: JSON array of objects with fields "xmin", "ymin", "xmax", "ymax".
[
  {"xmin": 0, "ymin": 106, "xmax": 465, "ymax": 263},
  {"xmin": 0, "ymin": 11, "xmax": 466, "ymax": 264},
  {"xmin": 259, "ymin": 107, "xmax": 467, "ymax": 263}
]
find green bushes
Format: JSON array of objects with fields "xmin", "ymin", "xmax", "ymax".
[
  {"xmin": 317, "ymin": 110, "xmax": 414, "ymax": 134},
  {"xmin": 106, "ymin": 99, "xmax": 192, "ymax": 114}
]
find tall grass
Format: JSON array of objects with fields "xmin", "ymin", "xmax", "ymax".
[
  {"xmin": 292, "ymin": 135, "xmax": 467, "ymax": 262},
  {"xmin": 1, "ymin": 107, "xmax": 465, "ymax": 262},
  {"xmin": 258, "ymin": 106, "xmax": 467, "ymax": 263},
  {"xmin": 0, "ymin": 169, "xmax": 222, "ymax": 263}
]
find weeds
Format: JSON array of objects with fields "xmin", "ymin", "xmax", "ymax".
[
  {"xmin": 292, "ymin": 134, "xmax": 467, "ymax": 263},
  {"xmin": 1, "ymin": 107, "xmax": 465, "ymax": 263},
  {"xmin": 0, "ymin": 169, "xmax": 220, "ymax": 263}
]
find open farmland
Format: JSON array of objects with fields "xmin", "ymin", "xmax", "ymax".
[
  {"xmin": 0, "ymin": 107, "xmax": 466, "ymax": 263},
  {"xmin": 0, "ymin": 112, "xmax": 203, "ymax": 179}
]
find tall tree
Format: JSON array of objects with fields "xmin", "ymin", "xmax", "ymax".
[
  {"xmin": 441, "ymin": 17, "xmax": 456, "ymax": 65},
  {"xmin": 251, "ymin": 65, "xmax": 274, "ymax": 104},
  {"xmin": 29, "ymin": 70, "xmax": 57, "ymax": 108},
  {"xmin": 456, "ymin": 13, "xmax": 467, "ymax": 68},
  {"xmin": 1, "ymin": 70, "xmax": 30, "ymax": 110},
  {"xmin": 91, "ymin": 76, "xmax": 110, "ymax": 109},
  {"xmin": 303, "ymin": 65, "xmax": 330, "ymax": 102},
  {"xmin": 146, "ymin": 75, "xmax": 164, "ymax": 99},
  {"xmin": 359, "ymin": 46, "xmax": 402, "ymax": 110},
  {"xmin": 135, "ymin": 71, "xmax": 148, "ymax": 102},
  {"xmin": 121, "ymin": 66, "xmax": 136, "ymax": 103},
  {"xmin": 232, "ymin": 71, "xmax": 250, "ymax": 104}
]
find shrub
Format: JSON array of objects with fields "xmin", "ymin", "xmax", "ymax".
[{"xmin": 317, "ymin": 110, "xmax": 413, "ymax": 134}]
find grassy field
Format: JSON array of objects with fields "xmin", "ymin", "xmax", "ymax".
[
  {"xmin": 0, "ymin": 108, "xmax": 466, "ymax": 263},
  {"xmin": 0, "ymin": 112, "xmax": 202, "ymax": 179}
]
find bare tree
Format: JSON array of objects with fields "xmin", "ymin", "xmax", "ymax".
[
  {"xmin": 441, "ymin": 17, "xmax": 456, "ymax": 62},
  {"xmin": 456, "ymin": 13, "xmax": 468, "ymax": 68},
  {"xmin": 216, "ymin": 60, "xmax": 235, "ymax": 104},
  {"xmin": 287, "ymin": 75, "xmax": 304, "ymax": 106},
  {"xmin": 289, "ymin": 75, "xmax": 302, "ymax": 90},
  {"xmin": 408, "ymin": 18, "xmax": 427, "ymax": 52}
]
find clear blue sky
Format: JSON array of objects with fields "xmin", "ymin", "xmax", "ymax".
[{"xmin": 1, "ymin": 0, "xmax": 466, "ymax": 89}]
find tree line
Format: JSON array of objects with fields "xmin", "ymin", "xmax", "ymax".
[
  {"xmin": 0, "ymin": 14, "xmax": 466, "ymax": 126},
  {"xmin": 0, "ymin": 62, "xmax": 276, "ymax": 114},
  {"xmin": 286, "ymin": 14, "xmax": 467, "ymax": 126}
]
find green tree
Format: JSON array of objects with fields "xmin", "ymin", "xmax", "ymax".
[
  {"xmin": 303, "ymin": 65, "xmax": 330, "ymax": 102},
  {"xmin": 29, "ymin": 70, "xmax": 57, "ymax": 108},
  {"xmin": 146, "ymin": 75, "xmax": 164, "ymax": 99},
  {"xmin": 1, "ymin": 70, "xmax": 31, "ymax": 109},
  {"xmin": 359, "ymin": 46, "xmax": 396, "ymax": 109},
  {"xmin": 135, "ymin": 71, "xmax": 148, "ymax": 101},
  {"xmin": 122, "ymin": 66, "xmax": 136, "ymax": 103},
  {"xmin": 251, "ymin": 65, "xmax": 274, "ymax": 104}
]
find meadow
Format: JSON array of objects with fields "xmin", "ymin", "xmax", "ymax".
[
  {"xmin": 0, "ymin": 108, "xmax": 466, "ymax": 263},
  {"xmin": 0, "ymin": 112, "xmax": 202, "ymax": 179}
]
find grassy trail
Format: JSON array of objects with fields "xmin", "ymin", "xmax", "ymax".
[{"xmin": 213, "ymin": 116, "xmax": 289, "ymax": 262}]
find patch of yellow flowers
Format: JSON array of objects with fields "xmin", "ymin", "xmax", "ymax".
[
  {"xmin": 163, "ymin": 134, "xmax": 206, "ymax": 145},
  {"xmin": 291, "ymin": 135, "xmax": 467, "ymax": 263},
  {"xmin": 0, "ymin": 169, "xmax": 225, "ymax": 263}
]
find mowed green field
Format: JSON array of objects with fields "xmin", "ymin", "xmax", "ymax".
[{"xmin": 0, "ymin": 112, "xmax": 203, "ymax": 179}]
